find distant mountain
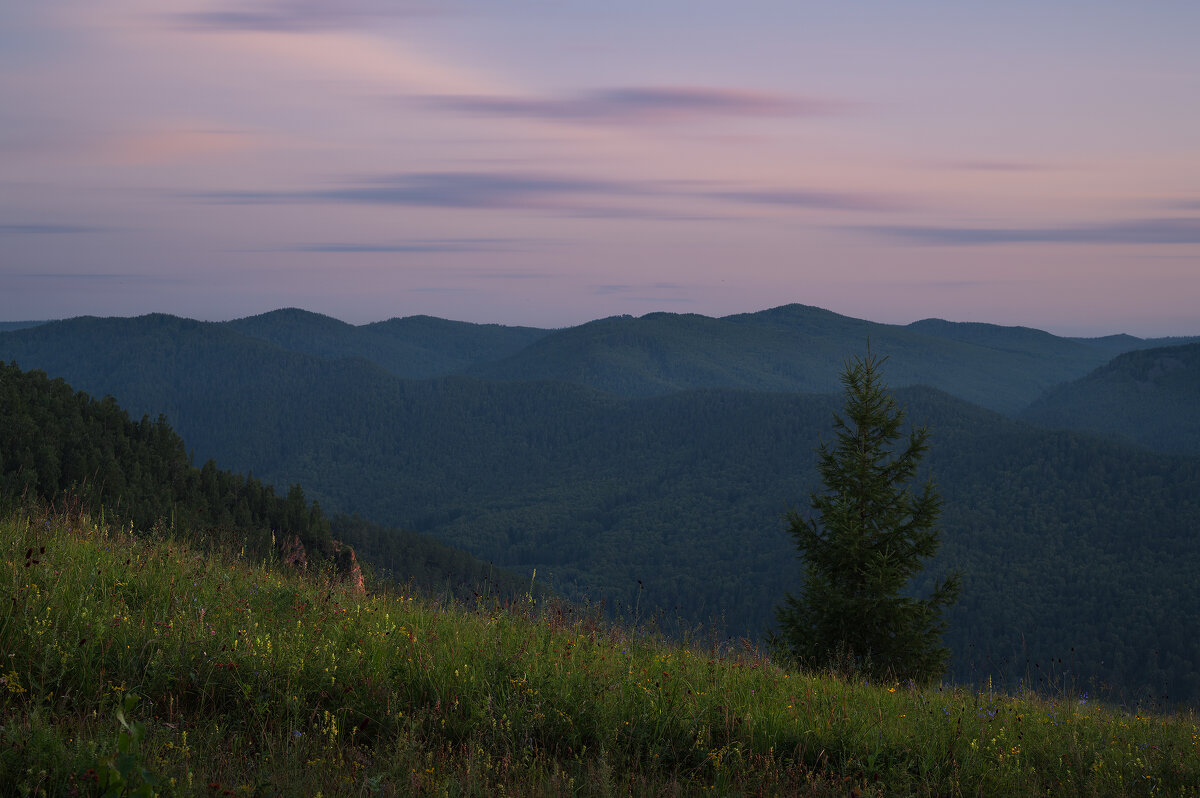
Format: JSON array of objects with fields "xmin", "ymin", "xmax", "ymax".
[
  {"xmin": 0, "ymin": 314, "xmax": 334, "ymax": 459},
  {"xmin": 7, "ymin": 305, "xmax": 1171, "ymax": 416},
  {"xmin": 909, "ymin": 318, "xmax": 1197, "ymax": 355},
  {"xmin": 467, "ymin": 304, "xmax": 1141, "ymax": 414},
  {"xmin": 0, "ymin": 320, "xmax": 49, "ymax": 332},
  {"xmin": 224, "ymin": 307, "xmax": 549, "ymax": 380},
  {"xmin": 1069, "ymin": 333, "xmax": 1200, "ymax": 359},
  {"xmin": 1021, "ymin": 342, "xmax": 1200, "ymax": 455},
  {"xmin": 3, "ymin": 313, "xmax": 1199, "ymax": 704},
  {"xmin": 907, "ymin": 318, "xmax": 1102, "ymax": 358},
  {"xmin": 0, "ymin": 314, "xmax": 464, "ymax": 491}
]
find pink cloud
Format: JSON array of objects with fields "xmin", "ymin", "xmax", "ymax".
[{"xmin": 97, "ymin": 126, "xmax": 264, "ymax": 165}]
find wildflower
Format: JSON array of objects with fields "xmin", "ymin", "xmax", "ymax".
[{"xmin": 1, "ymin": 671, "xmax": 25, "ymax": 694}]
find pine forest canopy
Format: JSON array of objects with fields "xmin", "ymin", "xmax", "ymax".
[{"xmin": 0, "ymin": 361, "xmax": 535, "ymax": 602}]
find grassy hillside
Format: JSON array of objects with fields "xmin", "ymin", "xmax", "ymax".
[
  {"xmin": 1021, "ymin": 342, "xmax": 1200, "ymax": 455},
  {"xmin": 3, "ymin": 511, "xmax": 1197, "ymax": 796}
]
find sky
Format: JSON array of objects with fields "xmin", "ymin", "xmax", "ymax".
[{"xmin": 2, "ymin": 1, "xmax": 1199, "ymax": 336}]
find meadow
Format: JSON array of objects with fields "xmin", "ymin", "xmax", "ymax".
[{"xmin": 2, "ymin": 510, "xmax": 1196, "ymax": 796}]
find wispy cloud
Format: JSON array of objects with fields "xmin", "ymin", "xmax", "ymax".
[
  {"xmin": 173, "ymin": 0, "xmax": 442, "ymax": 32},
  {"xmin": 941, "ymin": 160, "xmax": 1048, "ymax": 172},
  {"xmin": 466, "ymin": 271, "xmax": 554, "ymax": 280},
  {"xmin": 193, "ymin": 171, "xmax": 891, "ymax": 221},
  {"xmin": 590, "ymin": 282, "xmax": 689, "ymax": 296},
  {"xmin": 592, "ymin": 284, "xmax": 635, "ymax": 295},
  {"xmin": 896, "ymin": 279, "xmax": 1001, "ymax": 289},
  {"xmin": 405, "ymin": 286, "xmax": 480, "ymax": 295},
  {"xmin": 0, "ymin": 272, "xmax": 185, "ymax": 284},
  {"xmin": 195, "ymin": 172, "xmax": 650, "ymax": 210},
  {"xmin": 315, "ymin": 173, "xmax": 645, "ymax": 208},
  {"xmin": 193, "ymin": 169, "xmax": 916, "ymax": 225},
  {"xmin": 712, "ymin": 189, "xmax": 904, "ymax": 212},
  {"xmin": 424, "ymin": 86, "xmax": 842, "ymax": 125},
  {"xmin": 862, "ymin": 217, "xmax": 1200, "ymax": 245},
  {"xmin": 288, "ymin": 238, "xmax": 527, "ymax": 253},
  {"xmin": 97, "ymin": 127, "xmax": 264, "ymax": 166},
  {"xmin": 560, "ymin": 207, "xmax": 726, "ymax": 222},
  {"xmin": 0, "ymin": 224, "xmax": 107, "ymax": 235},
  {"xmin": 623, "ymin": 296, "xmax": 695, "ymax": 303}
]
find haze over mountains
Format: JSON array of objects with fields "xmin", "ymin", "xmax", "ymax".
[
  {"xmin": 2, "ymin": 304, "xmax": 1199, "ymax": 706},
  {"xmin": 1021, "ymin": 342, "xmax": 1200, "ymax": 456}
]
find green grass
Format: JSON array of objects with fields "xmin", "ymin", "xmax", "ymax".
[{"xmin": 2, "ymin": 512, "xmax": 1197, "ymax": 796}]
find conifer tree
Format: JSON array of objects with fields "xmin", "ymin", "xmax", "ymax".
[{"xmin": 773, "ymin": 348, "xmax": 960, "ymax": 683}]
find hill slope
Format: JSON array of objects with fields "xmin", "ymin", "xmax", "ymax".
[
  {"xmin": 0, "ymin": 360, "xmax": 532, "ymax": 600},
  {"xmin": 0, "ymin": 321, "xmax": 47, "ymax": 333},
  {"xmin": 1020, "ymin": 342, "xmax": 1200, "ymax": 455},
  {"xmin": 7, "ymin": 512, "xmax": 1196, "ymax": 795},
  {"xmin": 0, "ymin": 358, "xmax": 335, "ymax": 556}
]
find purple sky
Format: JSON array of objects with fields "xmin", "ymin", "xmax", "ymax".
[{"xmin": 2, "ymin": 1, "xmax": 1199, "ymax": 336}]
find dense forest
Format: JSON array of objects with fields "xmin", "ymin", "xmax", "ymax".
[
  {"xmin": 2, "ymin": 308, "xmax": 1198, "ymax": 706},
  {"xmin": 0, "ymin": 361, "xmax": 534, "ymax": 600},
  {"xmin": 464, "ymin": 306, "xmax": 1131, "ymax": 413},
  {"xmin": 1021, "ymin": 342, "xmax": 1200, "ymax": 455},
  {"xmin": 0, "ymin": 360, "xmax": 334, "ymax": 556}
]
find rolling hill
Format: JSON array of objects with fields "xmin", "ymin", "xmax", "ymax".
[
  {"xmin": 225, "ymin": 307, "xmax": 549, "ymax": 380},
  {"xmin": 1020, "ymin": 342, "xmax": 1200, "ymax": 456},
  {"xmin": 465, "ymin": 304, "xmax": 1167, "ymax": 413}
]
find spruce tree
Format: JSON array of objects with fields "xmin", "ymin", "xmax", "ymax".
[{"xmin": 773, "ymin": 348, "xmax": 960, "ymax": 683}]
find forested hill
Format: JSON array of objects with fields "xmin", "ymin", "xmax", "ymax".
[
  {"xmin": 3, "ymin": 314, "xmax": 1199, "ymax": 706},
  {"xmin": 1020, "ymin": 342, "xmax": 1200, "ymax": 456},
  {"xmin": 0, "ymin": 321, "xmax": 48, "ymax": 333},
  {"xmin": 226, "ymin": 308, "xmax": 549, "ymax": 380},
  {"xmin": 464, "ymin": 305, "xmax": 1134, "ymax": 413},
  {"xmin": 0, "ymin": 359, "xmax": 334, "ymax": 557},
  {"xmin": 0, "ymin": 361, "xmax": 536, "ymax": 601}
]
